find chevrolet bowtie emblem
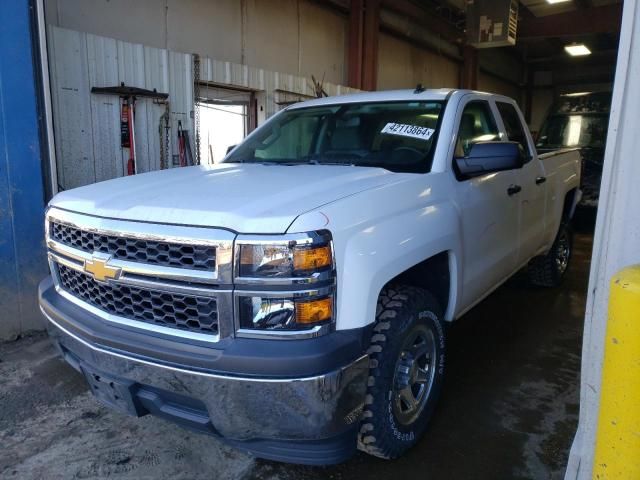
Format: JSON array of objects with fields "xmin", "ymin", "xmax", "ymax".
[{"xmin": 84, "ymin": 254, "xmax": 121, "ymax": 282}]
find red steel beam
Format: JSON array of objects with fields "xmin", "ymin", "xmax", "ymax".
[
  {"xmin": 518, "ymin": 3, "xmax": 622, "ymax": 40},
  {"xmin": 461, "ymin": 45, "xmax": 478, "ymax": 89},
  {"xmin": 348, "ymin": 0, "xmax": 364, "ymax": 89},
  {"xmin": 361, "ymin": 0, "xmax": 380, "ymax": 91}
]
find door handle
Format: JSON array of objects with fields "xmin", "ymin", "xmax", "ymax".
[
  {"xmin": 507, "ymin": 184, "xmax": 522, "ymax": 196},
  {"xmin": 535, "ymin": 176, "xmax": 547, "ymax": 185}
]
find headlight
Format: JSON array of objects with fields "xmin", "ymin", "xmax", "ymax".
[
  {"xmin": 237, "ymin": 295, "xmax": 333, "ymax": 331},
  {"xmin": 238, "ymin": 243, "xmax": 332, "ymax": 278},
  {"xmin": 236, "ymin": 230, "xmax": 333, "ymax": 280},
  {"xmin": 234, "ymin": 231, "xmax": 335, "ymax": 337}
]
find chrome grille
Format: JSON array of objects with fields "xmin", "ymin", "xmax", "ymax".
[
  {"xmin": 57, "ymin": 264, "xmax": 219, "ymax": 335},
  {"xmin": 50, "ymin": 221, "xmax": 216, "ymax": 271}
]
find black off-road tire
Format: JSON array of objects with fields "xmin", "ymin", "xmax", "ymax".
[
  {"xmin": 528, "ymin": 221, "xmax": 573, "ymax": 288},
  {"xmin": 357, "ymin": 285, "xmax": 446, "ymax": 459}
]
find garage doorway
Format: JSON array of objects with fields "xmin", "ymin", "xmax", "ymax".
[{"xmin": 197, "ymin": 85, "xmax": 256, "ymax": 164}]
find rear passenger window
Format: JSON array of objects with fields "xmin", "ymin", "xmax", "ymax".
[
  {"xmin": 455, "ymin": 101, "xmax": 500, "ymax": 158},
  {"xmin": 497, "ymin": 102, "xmax": 531, "ymax": 159}
]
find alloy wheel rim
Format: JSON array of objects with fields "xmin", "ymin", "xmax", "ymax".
[{"xmin": 392, "ymin": 326, "xmax": 437, "ymax": 426}]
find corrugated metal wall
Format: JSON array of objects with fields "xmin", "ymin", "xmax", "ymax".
[
  {"xmin": 48, "ymin": 26, "xmax": 358, "ymax": 190},
  {"xmin": 48, "ymin": 26, "xmax": 194, "ymax": 190},
  {"xmin": 199, "ymin": 57, "xmax": 357, "ymax": 120}
]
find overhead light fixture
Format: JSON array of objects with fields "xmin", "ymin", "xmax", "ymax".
[
  {"xmin": 563, "ymin": 92, "xmax": 592, "ymax": 97},
  {"xmin": 565, "ymin": 44, "xmax": 592, "ymax": 56},
  {"xmin": 547, "ymin": 0, "xmax": 571, "ymax": 4}
]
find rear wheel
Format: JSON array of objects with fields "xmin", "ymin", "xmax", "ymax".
[
  {"xmin": 528, "ymin": 221, "xmax": 572, "ymax": 287},
  {"xmin": 358, "ymin": 285, "xmax": 446, "ymax": 459}
]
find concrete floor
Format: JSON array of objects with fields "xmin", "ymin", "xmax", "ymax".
[{"xmin": 0, "ymin": 233, "xmax": 592, "ymax": 480}]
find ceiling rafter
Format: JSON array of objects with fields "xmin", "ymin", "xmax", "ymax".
[{"xmin": 518, "ymin": 3, "xmax": 622, "ymax": 40}]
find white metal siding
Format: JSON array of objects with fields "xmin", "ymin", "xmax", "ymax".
[
  {"xmin": 199, "ymin": 56, "xmax": 356, "ymax": 119},
  {"xmin": 48, "ymin": 26, "xmax": 358, "ymax": 190},
  {"xmin": 48, "ymin": 26, "xmax": 194, "ymax": 189}
]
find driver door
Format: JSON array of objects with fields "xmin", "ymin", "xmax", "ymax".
[{"xmin": 453, "ymin": 97, "xmax": 521, "ymax": 312}]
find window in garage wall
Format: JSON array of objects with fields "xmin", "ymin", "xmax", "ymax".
[
  {"xmin": 197, "ymin": 85, "xmax": 255, "ymax": 164},
  {"xmin": 199, "ymin": 104, "xmax": 247, "ymax": 164}
]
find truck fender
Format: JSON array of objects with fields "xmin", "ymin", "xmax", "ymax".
[{"xmin": 290, "ymin": 199, "xmax": 462, "ymax": 330}]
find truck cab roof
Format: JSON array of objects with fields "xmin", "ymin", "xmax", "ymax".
[
  {"xmin": 286, "ymin": 88, "xmax": 454, "ymax": 110},
  {"xmin": 285, "ymin": 88, "xmax": 516, "ymax": 111}
]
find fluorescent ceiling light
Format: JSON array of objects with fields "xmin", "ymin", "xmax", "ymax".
[
  {"xmin": 563, "ymin": 92, "xmax": 592, "ymax": 97},
  {"xmin": 565, "ymin": 44, "xmax": 591, "ymax": 56},
  {"xmin": 547, "ymin": 0, "xmax": 571, "ymax": 4}
]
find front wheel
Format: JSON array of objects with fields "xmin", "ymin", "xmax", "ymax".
[
  {"xmin": 358, "ymin": 285, "xmax": 446, "ymax": 459},
  {"xmin": 528, "ymin": 221, "xmax": 573, "ymax": 287}
]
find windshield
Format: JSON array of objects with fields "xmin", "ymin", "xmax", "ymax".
[
  {"xmin": 224, "ymin": 101, "xmax": 445, "ymax": 173},
  {"xmin": 536, "ymin": 114, "xmax": 609, "ymax": 149}
]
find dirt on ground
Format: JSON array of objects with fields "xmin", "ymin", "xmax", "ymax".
[{"xmin": 0, "ymin": 233, "xmax": 592, "ymax": 480}]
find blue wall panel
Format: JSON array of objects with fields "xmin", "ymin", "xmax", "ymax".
[{"xmin": 0, "ymin": 0, "xmax": 48, "ymax": 339}]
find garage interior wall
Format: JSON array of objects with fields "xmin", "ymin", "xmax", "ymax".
[
  {"xmin": 478, "ymin": 48, "xmax": 525, "ymax": 106},
  {"xmin": 528, "ymin": 88, "xmax": 554, "ymax": 134},
  {"xmin": 48, "ymin": 26, "xmax": 194, "ymax": 189},
  {"xmin": 47, "ymin": 25, "xmax": 359, "ymax": 190},
  {"xmin": 477, "ymin": 72, "xmax": 522, "ymax": 105},
  {"xmin": 376, "ymin": 33, "xmax": 460, "ymax": 90},
  {"xmin": 44, "ymin": 0, "xmax": 495, "ymax": 95},
  {"xmin": 44, "ymin": 0, "xmax": 529, "ymax": 191},
  {"xmin": 44, "ymin": 0, "xmax": 348, "ymax": 86}
]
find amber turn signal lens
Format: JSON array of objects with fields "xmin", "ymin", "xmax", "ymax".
[
  {"xmin": 295, "ymin": 297, "xmax": 333, "ymax": 325},
  {"xmin": 293, "ymin": 245, "xmax": 332, "ymax": 271}
]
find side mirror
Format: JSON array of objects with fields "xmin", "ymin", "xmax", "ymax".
[
  {"xmin": 226, "ymin": 144, "xmax": 238, "ymax": 155},
  {"xmin": 455, "ymin": 141, "xmax": 523, "ymax": 178}
]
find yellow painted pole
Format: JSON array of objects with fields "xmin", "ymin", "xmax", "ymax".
[{"xmin": 593, "ymin": 266, "xmax": 640, "ymax": 479}]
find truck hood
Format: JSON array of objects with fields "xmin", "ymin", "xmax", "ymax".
[{"xmin": 50, "ymin": 163, "xmax": 405, "ymax": 233}]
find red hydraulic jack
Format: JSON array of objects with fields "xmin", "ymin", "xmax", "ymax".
[
  {"xmin": 176, "ymin": 120, "xmax": 195, "ymax": 167},
  {"xmin": 91, "ymin": 83, "xmax": 168, "ymax": 175}
]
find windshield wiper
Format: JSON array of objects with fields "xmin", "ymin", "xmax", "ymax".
[
  {"xmin": 301, "ymin": 155, "xmax": 356, "ymax": 166},
  {"xmin": 233, "ymin": 157, "xmax": 357, "ymax": 166},
  {"xmin": 307, "ymin": 159, "xmax": 355, "ymax": 166}
]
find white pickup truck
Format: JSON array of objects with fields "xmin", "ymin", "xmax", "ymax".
[{"xmin": 39, "ymin": 89, "xmax": 581, "ymax": 465}]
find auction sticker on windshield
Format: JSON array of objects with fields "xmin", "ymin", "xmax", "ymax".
[{"xmin": 381, "ymin": 123, "xmax": 435, "ymax": 141}]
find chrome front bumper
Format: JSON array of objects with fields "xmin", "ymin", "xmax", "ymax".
[{"xmin": 40, "ymin": 278, "xmax": 369, "ymax": 464}]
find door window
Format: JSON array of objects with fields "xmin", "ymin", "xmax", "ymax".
[
  {"xmin": 497, "ymin": 102, "xmax": 531, "ymax": 159},
  {"xmin": 455, "ymin": 101, "xmax": 500, "ymax": 158}
]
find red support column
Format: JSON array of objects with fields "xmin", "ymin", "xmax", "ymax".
[
  {"xmin": 348, "ymin": 0, "xmax": 364, "ymax": 89},
  {"xmin": 361, "ymin": 0, "xmax": 380, "ymax": 91},
  {"xmin": 461, "ymin": 45, "xmax": 478, "ymax": 90},
  {"xmin": 524, "ymin": 68, "xmax": 534, "ymax": 125}
]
